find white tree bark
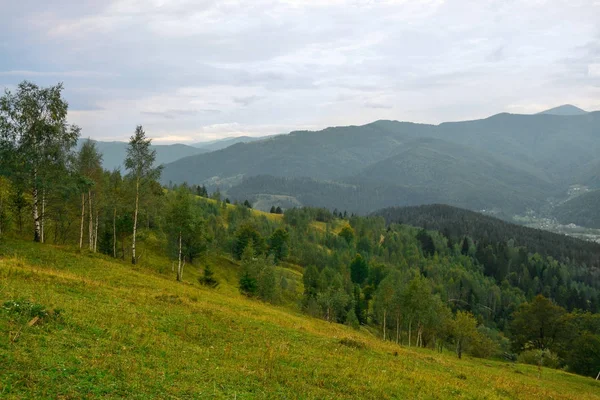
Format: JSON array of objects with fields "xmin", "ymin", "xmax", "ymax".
[
  {"xmin": 88, "ymin": 189, "xmax": 93, "ymax": 251},
  {"xmin": 113, "ymin": 207, "xmax": 117, "ymax": 258},
  {"xmin": 177, "ymin": 231, "xmax": 182, "ymax": 281},
  {"xmin": 94, "ymin": 210, "xmax": 99, "ymax": 252},
  {"xmin": 32, "ymin": 169, "xmax": 41, "ymax": 242},
  {"xmin": 383, "ymin": 309, "xmax": 387, "ymax": 341},
  {"xmin": 79, "ymin": 193, "xmax": 85, "ymax": 249},
  {"xmin": 131, "ymin": 178, "xmax": 139, "ymax": 265},
  {"xmin": 40, "ymin": 187, "xmax": 45, "ymax": 243}
]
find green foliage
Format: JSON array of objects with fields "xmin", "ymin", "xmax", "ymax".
[
  {"xmin": 338, "ymin": 226, "xmax": 355, "ymax": 245},
  {"xmin": 345, "ymin": 308, "xmax": 360, "ymax": 330},
  {"xmin": 124, "ymin": 126, "xmax": 162, "ymax": 183},
  {"xmin": 257, "ymin": 260, "xmax": 279, "ymax": 303},
  {"xmin": 565, "ymin": 333, "xmax": 600, "ymax": 377},
  {"xmin": 198, "ymin": 264, "xmax": 219, "ymax": 288},
  {"xmin": 268, "ymin": 228, "xmax": 289, "ymax": 263},
  {"xmin": 233, "ymin": 223, "xmax": 265, "ymax": 259},
  {"xmin": 510, "ymin": 295, "xmax": 569, "ymax": 353},
  {"xmin": 453, "ymin": 311, "xmax": 478, "ymax": 359},
  {"xmin": 238, "ymin": 242, "xmax": 260, "ymax": 296},
  {"xmin": 0, "ymin": 81, "xmax": 80, "ymax": 242},
  {"xmin": 518, "ymin": 349, "xmax": 561, "ymax": 369},
  {"xmin": 350, "ymin": 253, "xmax": 368, "ymax": 285}
]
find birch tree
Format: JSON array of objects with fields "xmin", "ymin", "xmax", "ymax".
[
  {"xmin": 166, "ymin": 186, "xmax": 203, "ymax": 281},
  {"xmin": 124, "ymin": 126, "xmax": 162, "ymax": 265},
  {"xmin": 76, "ymin": 139, "xmax": 103, "ymax": 251},
  {"xmin": 0, "ymin": 81, "xmax": 79, "ymax": 242}
]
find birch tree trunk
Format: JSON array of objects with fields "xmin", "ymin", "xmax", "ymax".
[
  {"xmin": 32, "ymin": 169, "xmax": 41, "ymax": 242},
  {"xmin": 88, "ymin": 189, "xmax": 93, "ymax": 251},
  {"xmin": 131, "ymin": 178, "xmax": 139, "ymax": 265},
  {"xmin": 79, "ymin": 193, "xmax": 85, "ymax": 249},
  {"xmin": 94, "ymin": 210, "xmax": 99, "ymax": 252},
  {"xmin": 396, "ymin": 315, "xmax": 400, "ymax": 345},
  {"xmin": 177, "ymin": 231, "xmax": 182, "ymax": 281},
  {"xmin": 383, "ymin": 309, "xmax": 387, "ymax": 341},
  {"xmin": 113, "ymin": 207, "xmax": 117, "ymax": 258},
  {"xmin": 40, "ymin": 187, "xmax": 45, "ymax": 243},
  {"xmin": 408, "ymin": 320, "xmax": 412, "ymax": 347}
]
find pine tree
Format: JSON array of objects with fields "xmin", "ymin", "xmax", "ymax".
[{"xmin": 199, "ymin": 264, "xmax": 219, "ymax": 288}]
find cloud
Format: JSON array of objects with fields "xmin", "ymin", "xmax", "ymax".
[
  {"xmin": 233, "ymin": 96, "xmax": 264, "ymax": 106},
  {"xmin": 2, "ymin": 0, "xmax": 599, "ymax": 141},
  {"xmin": 141, "ymin": 109, "xmax": 221, "ymax": 119},
  {"xmin": 0, "ymin": 70, "xmax": 118, "ymax": 78}
]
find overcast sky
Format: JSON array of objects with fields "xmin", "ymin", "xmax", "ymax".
[{"xmin": 1, "ymin": 0, "xmax": 599, "ymax": 143}]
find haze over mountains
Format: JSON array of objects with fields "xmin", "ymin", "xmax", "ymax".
[
  {"xmin": 90, "ymin": 105, "xmax": 600, "ymax": 227},
  {"xmin": 79, "ymin": 135, "xmax": 271, "ymax": 171}
]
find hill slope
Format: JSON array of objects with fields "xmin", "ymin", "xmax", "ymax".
[
  {"xmin": 353, "ymin": 138, "xmax": 552, "ymax": 213},
  {"xmin": 162, "ymin": 112, "xmax": 600, "ymax": 216},
  {"xmin": 191, "ymin": 135, "xmax": 275, "ymax": 151},
  {"xmin": 2, "ymin": 239, "xmax": 599, "ymax": 399},
  {"xmin": 373, "ymin": 204, "xmax": 600, "ymax": 269},
  {"xmin": 161, "ymin": 121, "xmax": 432, "ymax": 187},
  {"xmin": 553, "ymin": 189, "xmax": 600, "ymax": 228}
]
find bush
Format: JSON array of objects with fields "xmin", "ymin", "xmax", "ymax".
[
  {"xmin": 470, "ymin": 333, "xmax": 498, "ymax": 359},
  {"xmin": 517, "ymin": 349, "xmax": 561, "ymax": 369}
]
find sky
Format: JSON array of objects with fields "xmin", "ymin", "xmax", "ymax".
[{"xmin": 1, "ymin": 0, "xmax": 599, "ymax": 143}]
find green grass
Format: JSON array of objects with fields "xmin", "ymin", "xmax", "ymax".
[{"xmin": 1, "ymin": 239, "xmax": 600, "ymax": 399}]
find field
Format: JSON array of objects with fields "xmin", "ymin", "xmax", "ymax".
[{"xmin": 1, "ymin": 238, "xmax": 600, "ymax": 399}]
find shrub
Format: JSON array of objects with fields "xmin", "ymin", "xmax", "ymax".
[{"xmin": 518, "ymin": 349, "xmax": 561, "ymax": 369}]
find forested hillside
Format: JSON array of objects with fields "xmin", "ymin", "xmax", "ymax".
[
  {"xmin": 2, "ymin": 81, "xmax": 600, "ymax": 398},
  {"xmin": 553, "ymin": 190, "xmax": 600, "ymax": 229},
  {"xmin": 161, "ymin": 112, "xmax": 600, "ymax": 216},
  {"xmin": 374, "ymin": 204, "xmax": 600, "ymax": 269}
]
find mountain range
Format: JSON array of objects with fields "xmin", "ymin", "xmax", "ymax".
[
  {"xmin": 86, "ymin": 105, "xmax": 600, "ymax": 227},
  {"xmin": 159, "ymin": 107, "xmax": 600, "ymax": 218}
]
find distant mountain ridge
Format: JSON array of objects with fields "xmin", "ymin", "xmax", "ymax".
[
  {"xmin": 77, "ymin": 139, "xmax": 208, "ymax": 172},
  {"xmin": 537, "ymin": 104, "xmax": 588, "ymax": 116},
  {"xmin": 161, "ymin": 111, "xmax": 600, "ymax": 217},
  {"xmin": 191, "ymin": 135, "xmax": 276, "ymax": 151}
]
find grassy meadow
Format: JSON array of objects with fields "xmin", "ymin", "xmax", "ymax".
[{"xmin": 1, "ymin": 237, "xmax": 600, "ymax": 399}]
